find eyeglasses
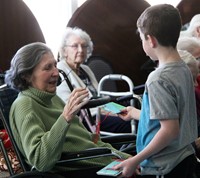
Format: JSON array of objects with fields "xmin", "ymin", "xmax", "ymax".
[{"xmin": 66, "ymin": 44, "xmax": 88, "ymax": 50}]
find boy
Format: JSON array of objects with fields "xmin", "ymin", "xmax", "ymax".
[{"xmin": 114, "ymin": 4, "xmax": 198, "ymax": 178}]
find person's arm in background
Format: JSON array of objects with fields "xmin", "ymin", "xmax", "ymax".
[
  {"xmin": 57, "ymin": 63, "xmax": 96, "ymax": 103},
  {"xmin": 57, "ymin": 60, "xmax": 74, "ymax": 103},
  {"xmin": 56, "ymin": 74, "xmax": 72, "ymax": 103},
  {"xmin": 81, "ymin": 65, "xmax": 98, "ymax": 91}
]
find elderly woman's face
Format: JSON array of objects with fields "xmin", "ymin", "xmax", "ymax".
[
  {"xmin": 30, "ymin": 52, "xmax": 59, "ymax": 93},
  {"xmin": 64, "ymin": 34, "xmax": 88, "ymax": 69}
]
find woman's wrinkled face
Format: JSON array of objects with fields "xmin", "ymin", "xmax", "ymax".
[
  {"xmin": 63, "ymin": 34, "xmax": 88, "ymax": 69},
  {"xmin": 30, "ymin": 52, "xmax": 59, "ymax": 93}
]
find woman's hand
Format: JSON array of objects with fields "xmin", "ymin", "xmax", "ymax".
[{"xmin": 62, "ymin": 88, "xmax": 89, "ymax": 122}]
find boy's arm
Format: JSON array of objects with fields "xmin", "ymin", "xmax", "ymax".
[{"xmin": 114, "ymin": 119, "xmax": 179, "ymax": 177}]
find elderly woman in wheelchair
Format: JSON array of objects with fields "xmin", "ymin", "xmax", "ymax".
[{"xmin": 4, "ymin": 42, "xmax": 131, "ymax": 177}]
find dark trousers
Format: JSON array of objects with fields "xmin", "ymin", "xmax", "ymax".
[
  {"xmin": 83, "ymin": 114, "xmax": 132, "ymax": 133},
  {"xmin": 100, "ymin": 114, "xmax": 131, "ymax": 133},
  {"xmin": 136, "ymin": 154, "xmax": 197, "ymax": 178}
]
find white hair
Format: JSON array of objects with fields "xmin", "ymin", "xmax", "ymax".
[
  {"xmin": 188, "ymin": 14, "xmax": 200, "ymax": 33},
  {"xmin": 58, "ymin": 27, "xmax": 93, "ymax": 60},
  {"xmin": 180, "ymin": 14, "xmax": 200, "ymax": 38},
  {"xmin": 177, "ymin": 36, "xmax": 200, "ymax": 58}
]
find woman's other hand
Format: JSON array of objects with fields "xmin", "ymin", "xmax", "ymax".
[{"xmin": 62, "ymin": 88, "xmax": 89, "ymax": 122}]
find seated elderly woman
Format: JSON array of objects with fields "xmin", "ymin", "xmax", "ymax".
[
  {"xmin": 180, "ymin": 14, "xmax": 200, "ymax": 39},
  {"xmin": 178, "ymin": 50, "xmax": 200, "ymax": 159},
  {"xmin": 177, "ymin": 36, "xmax": 200, "ymax": 62},
  {"xmin": 177, "ymin": 37, "xmax": 200, "ymax": 124},
  {"xmin": 4, "ymin": 42, "xmax": 131, "ymax": 177},
  {"xmin": 56, "ymin": 27, "xmax": 132, "ymax": 134}
]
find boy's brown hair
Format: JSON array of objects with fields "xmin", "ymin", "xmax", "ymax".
[{"xmin": 137, "ymin": 4, "xmax": 182, "ymax": 48}]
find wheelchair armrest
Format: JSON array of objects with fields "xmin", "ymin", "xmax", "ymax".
[
  {"xmin": 101, "ymin": 134, "xmax": 137, "ymax": 155},
  {"xmin": 57, "ymin": 148, "xmax": 113, "ymax": 165},
  {"xmin": 81, "ymin": 96, "xmax": 112, "ymax": 109}
]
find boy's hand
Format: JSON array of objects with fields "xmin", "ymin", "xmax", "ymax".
[
  {"xmin": 118, "ymin": 106, "xmax": 134, "ymax": 121},
  {"xmin": 113, "ymin": 157, "xmax": 140, "ymax": 178},
  {"xmin": 118, "ymin": 106, "xmax": 141, "ymax": 121}
]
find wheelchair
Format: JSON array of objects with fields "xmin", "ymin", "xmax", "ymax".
[{"xmin": 0, "ymin": 82, "xmax": 136, "ymax": 177}]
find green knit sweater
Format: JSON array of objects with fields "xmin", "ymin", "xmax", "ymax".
[{"xmin": 9, "ymin": 87, "xmax": 130, "ymax": 172}]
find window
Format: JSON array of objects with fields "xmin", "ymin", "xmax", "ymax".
[
  {"xmin": 23, "ymin": 0, "xmax": 85, "ymax": 57},
  {"xmin": 146, "ymin": 0, "xmax": 180, "ymax": 6},
  {"xmin": 23, "ymin": 0, "xmax": 181, "ymax": 57}
]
